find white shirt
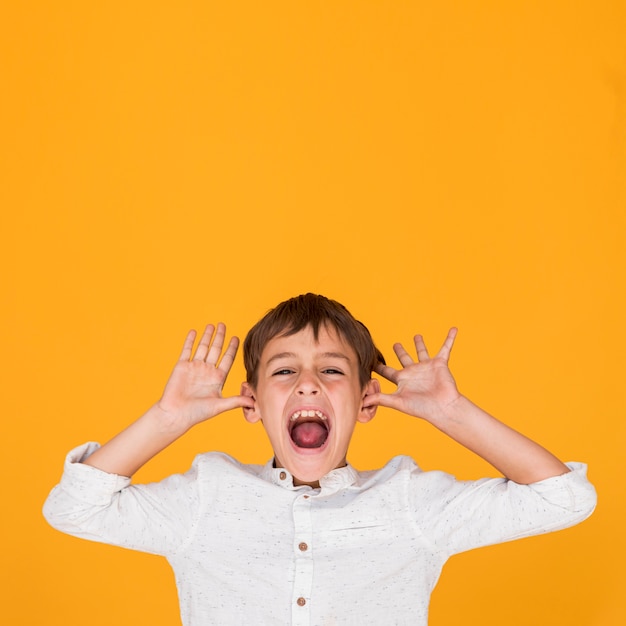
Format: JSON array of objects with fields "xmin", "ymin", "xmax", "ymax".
[{"xmin": 43, "ymin": 443, "xmax": 596, "ymax": 626}]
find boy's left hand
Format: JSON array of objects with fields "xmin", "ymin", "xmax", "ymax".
[{"xmin": 367, "ymin": 328, "xmax": 462, "ymax": 423}]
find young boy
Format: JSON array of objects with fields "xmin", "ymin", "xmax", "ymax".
[{"xmin": 44, "ymin": 293, "xmax": 596, "ymax": 625}]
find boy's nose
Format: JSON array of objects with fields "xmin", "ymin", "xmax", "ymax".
[{"xmin": 296, "ymin": 373, "xmax": 320, "ymax": 395}]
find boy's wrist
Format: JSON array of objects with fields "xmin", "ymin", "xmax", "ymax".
[
  {"xmin": 424, "ymin": 393, "xmax": 471, "ymax": 427},
  {"xmin": 149, "ymin": 402, "xmax": 195, "ymax": 438}
]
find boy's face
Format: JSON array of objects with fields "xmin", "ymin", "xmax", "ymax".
[{"xmin": 242, "ymin": 325, "xmax": 378, "ymax": 487}]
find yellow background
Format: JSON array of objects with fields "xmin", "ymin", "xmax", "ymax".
[{"xmin": 2, "ymin": 2, "xmax": 624, "ymax": 624}]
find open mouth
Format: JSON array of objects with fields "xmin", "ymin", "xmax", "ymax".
[{"xmin": 288, "ymin": 410, "xmax": 330, "ymax": 449}]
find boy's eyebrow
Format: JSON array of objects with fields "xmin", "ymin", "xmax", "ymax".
[
  {"xmin": 319, "ymin": 352, "xmax": 351, "ymax": 361},
  {"xmin": 265, "ymin": 352, "xmax": 296, "ymax": 365},
  {"xmin": 265, "ymin": 351, "xmax": 352, "ymax": 365}
]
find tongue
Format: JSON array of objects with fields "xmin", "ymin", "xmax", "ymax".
[{"xmin": 291, "ymin": 422, "xmax": 328, "ymax": 448}]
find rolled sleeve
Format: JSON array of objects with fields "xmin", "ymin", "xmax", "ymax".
[
  {"xmin": 412, "ymin": 462, "xmax": 597, "ymax": 556},
  {"xmin": 43, "ymin": 442, "xmax": 201, "ymax": 557},
  {"xmin": 48, "ymin": 442, "xmax": 131, "ymax": 504},
  {"xmin": 524, "ymin": 462, "xmax": 597, "ymax": 520}
]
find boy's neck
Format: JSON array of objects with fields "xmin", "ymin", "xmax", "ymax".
[{"xmin": 272, "ymin": 458, "xmax": 350, "ymax": 488}]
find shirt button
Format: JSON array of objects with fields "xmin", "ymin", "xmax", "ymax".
[
  {"xmin": 298, "ymin": 542, "xmax": 308, "ymax": 552},
  {"xmin": 303, "ymin": 495, "xmax": 310, "ymax": 499},
  {"xmin": 279, "ymin": 471, "xmax": 287, "ymax": 480},
  {"xmin": 297, "ymin": 597, "xmax": 306, "ymax": 607}
]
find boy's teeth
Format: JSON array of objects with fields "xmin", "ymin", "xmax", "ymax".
[{"xmin": 290, "ymin": 410, "xmax": 327, "ymax": 421}]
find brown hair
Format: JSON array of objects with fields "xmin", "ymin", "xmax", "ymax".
[{"xmin": 243, "ymin": 293, "xmax": 384, "ymax": 388}]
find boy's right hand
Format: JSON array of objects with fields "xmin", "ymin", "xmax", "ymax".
[{"xmin": 157, "ymin": 323, "xmax": 254, "ymax": 431}]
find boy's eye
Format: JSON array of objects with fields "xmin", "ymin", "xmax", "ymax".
[
  {"xmin": 322, "ymin": 368, "xmax": 344, "ymax": 375},
  {"xmin": 272, "ymin": 369, "xmax": 294, "ymax": 376}
]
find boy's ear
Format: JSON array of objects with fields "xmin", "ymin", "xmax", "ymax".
[
  {"xmin": 357, "ymin": 378, "xmax": 380, "ymax": 424},
  {"xmin": 241, "ymin": 382, "xmax": 261, "ymax": 424}
]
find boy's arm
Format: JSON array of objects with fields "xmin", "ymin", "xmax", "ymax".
[
  {"xmin": 365, "ymin": 328, "xmax": 570, "ymax": 484},
  {"xmin": 83, "ymin": 323, "xmax": 253, "ymax": 478}
]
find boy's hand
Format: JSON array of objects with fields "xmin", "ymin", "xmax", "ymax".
[
  {"xmin": 81, "ymin": 323, "xmax": 253, "ymax": 477},
  {"xmin": 157, "ymin": 323, "xmax": 253, "ymax": 429},
  {"xmin": 369, "ymin": 328, "xmax": 461, "ymax": 423},
  {"xmin": 366, "ymin": 327, "xmax": 571, "ymax": 483}
]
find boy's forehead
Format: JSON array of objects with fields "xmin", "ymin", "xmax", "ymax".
[{"xmin": 260, "ymin": 325, "xmax": 356, "ymax": 363}]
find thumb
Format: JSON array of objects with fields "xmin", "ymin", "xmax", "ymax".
[
  {"xmin": 215, "ymin": 395, "xmax": 255, "ymax": 414},
  {"xmin": 363, "ymin": 391, "xmax": 404, "ymax": 412}
]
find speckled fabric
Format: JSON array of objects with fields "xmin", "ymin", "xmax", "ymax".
[{"xmin": 44, "ymin": 443, "xmax": 596, "ymax": 625}]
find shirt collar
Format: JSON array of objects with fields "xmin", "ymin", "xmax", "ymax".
[{"xmin": 261, "ymin": 459, "xmax": 359, "ymax": 494}]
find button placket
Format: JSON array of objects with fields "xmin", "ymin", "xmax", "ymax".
[{"xmin": 291, "ymin": 493, "xmax": 314, "ymax": 625}]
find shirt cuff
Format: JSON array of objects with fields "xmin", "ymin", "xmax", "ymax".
[
  {"xmin": 58, "ymin": 442, "xmax": 132, "ymax": 506},
  {"xmin": 527, "ymin": 461, "xmax": 597, "ymax": 515}
]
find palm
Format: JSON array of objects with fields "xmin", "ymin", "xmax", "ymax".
[
  {"xmin": 162, "ymin": 361, "xmax": 227, "ymax": 419},
  {"xmin": 158, "ymin": 323, "xmax": 248, "ymax": 426},
  {"xmin": 374, "ymin": 329, "xmax": 460, "ymax": 420}
]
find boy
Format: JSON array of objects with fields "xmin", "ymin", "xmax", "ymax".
[{"xmin": 44, "ymin": 293, "xmax": 596, "ymax": 625}]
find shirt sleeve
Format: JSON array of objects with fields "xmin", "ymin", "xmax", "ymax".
[
  {"xmin": 410, "ymin": 462, "xmax": 597, "ymax": 556},
  {"xmin": 42, "ymin": 442, "xmax": 204, "ymax": 557}
]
